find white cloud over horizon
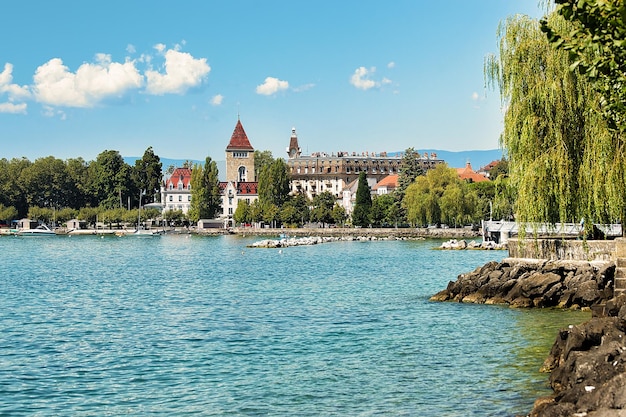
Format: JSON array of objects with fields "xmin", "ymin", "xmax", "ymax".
[
  {"xmin": 0, "ymin": 63, "xmax": 31, "ymax": 113},
  {"xmin": 32, "ymin": 55, "xmax": 143, "ymax": 107},
  {"xmin": 0, "ymin": 102, "xmax": 27, "ymax": 114},
  {"xmin": 211, "ymin": 94, "xmax": 223, "ymax": 105},
  {"xmin": 144, "ymin": 48, "xmax": 211, "ymax": 95},
  {"xmin": 1, "ymin": 45, "xmax": 211, "ymax": 114},
  {"xmin": 256, "ymin": 76, "xmax": 289, "ymax": 96},
  {"xmin": 350, "ymin": 66, "xmax": 394, "ymax": 91}
]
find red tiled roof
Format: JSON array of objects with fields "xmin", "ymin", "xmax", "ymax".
[
  {"xmin": 226, "ymin": 119, "xmax": 254, "ymax": 151},
  {"xmin": 165, "ymin": 167, "xmax": 192, "ymax": 188},
  {"xmin": 373, "ymin": 174, "xmax": 398, "ymax": 190},
  {"xmin": 219, "ymin": 181, "xmax": 258, "ymax": 195},
  {"xmin": 456, "ymin": 162, "xmax": 489, "ymax": 183}
]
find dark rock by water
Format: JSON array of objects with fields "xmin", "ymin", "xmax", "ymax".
[
  {"xmin": 430, "ymin": 258, "xmax": 615, "ymax": 309},
  {"xmin": 431, "ymin": 257, "xmax": 626, "ymax": 416}
]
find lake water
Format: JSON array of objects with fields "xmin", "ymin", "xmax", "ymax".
[{"xmin": 0, "ymin": 234, "xmax": 589, "ymax": 416}]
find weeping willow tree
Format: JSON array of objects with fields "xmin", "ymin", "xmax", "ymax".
[{"xmin": 484, "ymin": 13, "xmax": 614, "ymax": 233}]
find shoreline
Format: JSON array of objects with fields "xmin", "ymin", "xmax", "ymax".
[
  {"xmin": 430, "ymin": 256, "xmax": 626, "ymax": 416},
  {"xmin": 37, "ymin": 226, "xmax": 482, "ymax": 240}
]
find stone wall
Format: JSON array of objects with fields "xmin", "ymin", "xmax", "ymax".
[{"xmin": 507, "ymin": 238, "xmax": 616, "ymax": 262}]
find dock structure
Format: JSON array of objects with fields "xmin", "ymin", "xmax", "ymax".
[{"xmin": 482, "ymin": 220, "xmax": 622, "ymax": 244}]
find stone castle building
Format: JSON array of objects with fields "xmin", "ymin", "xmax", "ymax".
[
  {"xmin": 161, "ymin": 122, "xmax": 447, "ymax": 225},
  {"xmin": 161, "ymin": 119, "xmax": 258, "ymax": 226},
  {"xmin": 285, "ymin": 127, "xmax": 443, "ymax": 201}
]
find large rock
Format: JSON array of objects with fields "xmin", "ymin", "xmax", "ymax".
[
  {"xmin": 530, "ymin": 316, "xmax": 626, "ymax": 417},
  {"xmin": 430, "ymin": 258, "xmax": 615, "ymax": 309}
]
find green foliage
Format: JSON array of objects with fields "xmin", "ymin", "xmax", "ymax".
[
  {"xmin": 370, "ymin": 194, "xmax": 395, "ymax": 227},
  {"xmin": 78, "ymin": 207, "xmax": 100, "ymax": 225},
  {"xmin": 0, "ymin": 204, "xmax": 18, "ymax": 223},
  {"xmin": 133, "ymin": 147, "xmax": 162, "ymax": 204},
  {"xmin": 485, "ymin": 13, "xmax": 612, "ymax": 227},
  {"xmin": 56, "ymin": 207, "xmax": 78, "ymax": 224},
  {"xmin": 254, "ymin": 150, "xmax": 274, "ymax": 182},
  {"xmin": 261, "ymin": 202, "xmax": 280, "ymax": 227},
  {"xmin": 542, "ymin": 0, "xmax": 626, "ymax": 133},
  {"xmin": 188, "ymin": 157, "xmax": 222, "ymax": 222},
  {"xmin": 87, "ymin": 150, "xmax": 134, "ymax": 209},
  {"xmin": 258, "ymin": 158, "xmax": 291, "ymax": 208},
  {"xmin": 488, "ymin": 158, "xmax": 508, "ymax": 180},
  {"xmin": 0, "ymin": 157, "xmax": 31, "ymax": 217},
  {"xmin": 234, "ymin": 200, "xmax": 251, "ymax": 225},
  {"xmin": 18, "ymin": 156, "xmax": 76, "ymax": 209},
  {"xmin": 27, "ymin": 206, "xmax": 54, "ymax": 223},
  {"xmin": 280, "ymin": 194, "xmax": 310, "ymax": 227},
  {"xmin": 397, "ymin": 147, "xmax": 425, "ymax": 198},
  {"xmin": 403, "ymin": 164, "xmax": 478, "ymax": 227},
  {"xmin": 352, "ymin": 172, "xmax": 372, "ymax": 227},
  {"xmin": 163, "ymin": 209, "xmax": 185, "ymax": 226},
  {"xmin": 331, "ymin": 204, "xmax": 348, "ymax": 226},
  {"xmin": 310, "ymin": 191, "xmax": 336, "ymax": 226},
  {"xmin": 249, "ymin": 200, "xmax": 264, "ymax": 223}
]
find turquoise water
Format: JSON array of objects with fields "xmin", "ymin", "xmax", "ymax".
[{"xmin": 0, "ymin": 235, "xmax": 589, "ymax": 416}]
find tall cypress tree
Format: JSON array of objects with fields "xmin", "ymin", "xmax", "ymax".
[
  {"xmin": 352, "ymin": 171, "xmax": 372, "ymax": 227},
  {"xmin": 188, "ymin": 156, "xmax": 221, "ymax": 222}
]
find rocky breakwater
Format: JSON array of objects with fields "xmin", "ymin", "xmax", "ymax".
[
  {"xmin": 438, "ymin": 239, "xmax": 507, "ymax": 250},
  {"xmin": 528, "ymin": 295, "xmax": 626, "ymax": 416},
  {"xmin": 248, "ymin": 234, "xmax": 413, "ymax": 248},
  {"xmin": 430, "ymin": 257, "xmax": 626, "ymax": 416},
  {"xmin": 430, "ymin": 258, "xmax": 615, "ymax": 309}
]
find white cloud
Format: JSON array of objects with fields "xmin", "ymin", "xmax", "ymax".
[
  {"xmin": 256, "ymin": 76, "xmax": 289, "ymax": 96},
  {"xmin": 350, "ymin": 67, "xmax": 377, "ymax": 90},
  {"xmin": 472, "ymin": 92, "xmax": 480, "ymax": 101},
  {"xmin": 211, "ymin": 94, "xmax": 223, "ymax": 106},
  {"xmin": 387, "ymin": 61, "xmax": 396, "ymax": 69},
  {"xmin": 350, "ymin": 66, "xmax": 395, "ymax": 91},
  {"xmin": 126, "ymin": 44, "xmax": 136, "ymax": 54},
  {"xmin": 0, "ymin": 102, "xmax": 27, "ymax": 114},
  {"xmin": 292, "ymin": 83, "xmax": 315, "ymax": 93},
  {"xmin": 0, "ymin": 63, "xmax": 31, "ymax": 101},
  {"xmin": 144, "ymin": 49, "xmax": 210, "ymax": 95},
  {"xmin": 33, "ymin": 55, "xmax": 143, "ymax": 107},
  {"xmin": 154, "ymin": 43, "xmax": 166, "ymax": 53}
]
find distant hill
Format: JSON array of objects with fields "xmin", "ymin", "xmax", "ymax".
[{"xmin": 125, "ymin": 149, "xmax": 503, "ymax": 182}]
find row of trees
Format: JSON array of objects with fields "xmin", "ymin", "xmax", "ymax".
[
  {"xmin": 0, "ymin": 147, "xmax": 162, "ymax": 221},
  {"xmin": 0, "ymin": 142, "xmax": 510, "ymax": 228}
]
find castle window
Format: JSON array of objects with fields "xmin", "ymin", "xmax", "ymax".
[{"xmin": 238, "ymin": 166, "xmax": 247, "ymax": 182}]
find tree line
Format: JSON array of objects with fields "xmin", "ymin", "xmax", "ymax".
[
  {"xmin": 0, "ymin": 142, "xmax": 511, "ymax": 229},
  {"xmin": 0, "ymin": 147, "xmax": 162, "ymax": 226}
]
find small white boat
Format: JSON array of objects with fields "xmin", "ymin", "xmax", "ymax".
[
  {"xmin": 133, "ymin": 229, "xmax": 161, "ymax": 238},
  {"xmin": 17, "ymin": 224, "xmax": 56, "ymax": 237}
]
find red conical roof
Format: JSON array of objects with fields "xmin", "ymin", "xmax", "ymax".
[{"xmin": 226, "ymin": 119, "xmax": 254, "ymax": 151}]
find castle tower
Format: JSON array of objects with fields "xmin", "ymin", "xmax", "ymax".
[
  {"xmin": 225, "ymin": 119, "xmax": 255, "ymax": 182},
  {"xmin": 286, "ymin": 127, "xmax": 301, "ymax": 159}
]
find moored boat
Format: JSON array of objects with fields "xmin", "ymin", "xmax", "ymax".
[{"xmin": 17, "ymin": 224, "xmax": 56, "ymax": 237}]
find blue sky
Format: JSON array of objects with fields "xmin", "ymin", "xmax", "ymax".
[{"xmin": 0, "ymin": 1, "xmax": 544, "ymax": 164}]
